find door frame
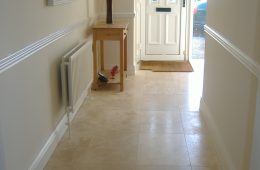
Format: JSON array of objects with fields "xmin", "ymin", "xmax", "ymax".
[{"xmin": 139, "ymin": 0, "xmax": 193, "ymax": 61}]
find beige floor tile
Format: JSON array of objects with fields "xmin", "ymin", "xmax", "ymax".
[
  {"xmin": 191, "ymin": 166, "xmax": 222, "ymax": 170},
  {"xmin": 181, "ymin": 111, "xmax": 207, "ymax": 134},
  {"xmin": 135, "ymin": 165, "xmax": 192, "ymax": 170},
  {"xmin": 83, "ymin": 92, "xmax": 142, "ymax": 111},
  {"xmin": 145, "ymin": 71, "xmax": 176, "ymax": 81},
  {"xmin": 138, "ymin": 134, "xmax": 190, "ymax": 166},
  {"xmin": 75, "ymin": 164, "xmax": 135, "ymax": 170},
  {"xmin": 139, "ymin": 94, "xmax": 181, "ymax": 111},
  {"xmin": 73, "ymin": 109, "xmax": 140, "ymax": 135},
  {"xmin": 174, "ymin": 73, "xmax": 203, "ymax": 95},
  {"xmin": 143, "ymin": 80, "xmax": 178, "ymax": 95},
  {"xmin": 140, "ymin": 123, "xmax": 183, "ymax": 134},
  {"xmin": 176, "ymin": 94, "xmax": 201, "ymax": 112},
  {"xmin": 44, "ymin": 132, "xmax": 92, "ymax": 170},
  {"xmin": 74, "ymin": 133, "xmax": 139, "ymax": 165},
  {"xmin": 83, "ymin": 109, "xmax": 140, "ymax": 125},
  {"xmin": 139, "ymin": 110, "xmax": 183, "ymax": 134},
  {"xmin": 44, "ymin": 164, "xmax": 74, "ymax": 170},
  {"xmin": 185, "ymin": 135, "xmax": 220, "ymax": 168},
  {"xmin": 44, "ymin": 60, "xmax": 223, "ymax": 170}
]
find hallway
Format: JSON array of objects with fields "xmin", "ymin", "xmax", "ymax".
[{"xmin": 44, "ymin": 60, "xmax": 221, "ymax": 170}]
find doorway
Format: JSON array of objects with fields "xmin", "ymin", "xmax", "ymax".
[
  {"xmin": 140, "ymin": 0, "xmax": 189, "ymax": 61},
  {"xmin": 191, "ymin": 0, "xmax": 207, "ymax": 59},
  {"xmin": 136, "ymin": 0, "xmax": 206, "ymax": 63}
]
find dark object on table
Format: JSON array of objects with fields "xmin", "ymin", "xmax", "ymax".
[{"xmin": 106, "ymin": 0, "xmax": 113, "ymax": 24}]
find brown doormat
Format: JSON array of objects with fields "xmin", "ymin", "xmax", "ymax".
[{"xmin": 140, "ymin": 61, "xmax": 193, "ymax": 72}]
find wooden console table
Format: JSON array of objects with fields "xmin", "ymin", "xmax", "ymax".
[{"xmin": 92, "ymin": 21, "xmax": 129, "ymax": 91}]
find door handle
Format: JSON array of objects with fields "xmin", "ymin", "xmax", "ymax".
[{"xmin": 183, "ymin": 0, "xmax": 186, "ymax": 7}]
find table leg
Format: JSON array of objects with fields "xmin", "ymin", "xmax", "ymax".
[
  {"xmin": 120, "ymin": 38, "xmax": 124, "ymax": 91},
  {"xmin": 124, "ymin": 35, "xmax": 127, "ymax": 72},
  {"xmin": 100, "ymin": 40, "xmax": 104, "ymax": 71},
  {"xmin": 92, "ymin": 40, "xmax": 98, "ymax": 90}
]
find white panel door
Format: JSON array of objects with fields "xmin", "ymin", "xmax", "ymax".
[{"xmin": 145, "ymin": 0, "xmax": 185, "ymax": 60}]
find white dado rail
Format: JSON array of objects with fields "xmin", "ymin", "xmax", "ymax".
[
  {"xmin": 204, "ymin": 25, "xmax": 260, "ymax": 78},
  {"xmin": 47, "ymin": 0, "xmax": 73, "ymax": 6},
  {"xmin": 0, "ymin": 20, "xmax": 86, "ymax": 74}
]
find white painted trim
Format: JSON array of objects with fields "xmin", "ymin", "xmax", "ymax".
[
  {"xmin": 98, "ymin": 12, "xmax": 136, "ymax": 20},
  {"xmin": 186, "ymin": 0, "xmax": 194, "ymax": 60},
  {"xmin": 29, "ymin": 112, "xmax": 68, "ymax": 170},
  {"xmin": 0, "ymin": 20, "xmax": 86, "ymax": 74},
  {"xmin": 29, "ymin": 80, "xmax": 92, "ymax": 170},
  {"xmin": 200, "ymin": 98, "xmax": 236, "ymax": 170},
  {"xmin": 47, "ymin": 0, "xmax": 73, "ymax": 6},
  {"xmin": 134, "ymin": 62, "xmax": 141, "ymax": 72},
  {"xmin": 140, "ymin": 0, "xmax": 188, "ymax": 61},
  {"xmin": 127, "ymin": 64, "xmax": 136, "ymax": 76},
  {"xmin": 204, "ymin": 25, "xmax": 260, "ymax": 78}
]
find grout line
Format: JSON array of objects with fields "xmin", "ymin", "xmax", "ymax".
[{"xmin": 180, "ymin": 106, "xmax": 193, "ymax": 168}]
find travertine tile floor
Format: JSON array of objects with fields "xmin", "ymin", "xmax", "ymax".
[{"xmin": 44, "ymin": 60, "xmax": 222, "ymax": 170}]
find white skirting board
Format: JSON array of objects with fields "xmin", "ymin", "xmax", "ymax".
[
  {"xmin": 29, "ymin": 80, "xmax": 92, "ymax": 170},
  {"xmin": 128, "ymin": 64, "xmax": 136, "ymax": 76},
  {"xmin": 200, "ymin": 98, "xmax": 236, "ymax": 170}
]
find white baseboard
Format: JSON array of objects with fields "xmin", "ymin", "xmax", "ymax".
[
  {"xmin": 29, "ymin": 80, "xmax": 92, "ymax": 170},
  {"xmin": 0, "ymin": 20, "xmax": 86, "ymax": 74},
  {"xmin": 200, "ymin": 98, "xmax": 236, "ymax": 170},
  {"xmin": 127, "ymin": 64, "xmax": 136, "ymax": 76},
  {"xmin": 135, "ymin": 63, "xmax": 141, "ymax": 71},
  {"xmin": 47, "ymin": 0, "xmax": 73, "ymax": 6},
  {"xmin": 29, "ymin": 112, "xmax": 68, "ymax": 170}
]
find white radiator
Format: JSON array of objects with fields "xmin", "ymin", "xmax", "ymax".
[{"xmin": 60, "ymin": 39, "xmax": 93, "ymax": 114}]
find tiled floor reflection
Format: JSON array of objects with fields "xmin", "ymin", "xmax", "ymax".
[{"xmin": 44, "ymin": 60, "xmax": 222, "ymax": 170}]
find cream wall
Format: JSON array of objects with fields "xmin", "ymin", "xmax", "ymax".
[
  {"xmin": 254, "ymin": 2, "xmax": 260, "ymax": 65},
  {"xmin": 202, "ymin": 0, "xmax": 259, "ymax": 169},
  {"xmin": 251, "ymin": 79, "xmax": 260, "ymax": 169},
  {"xmin": 206, "ymin": 0, "xmax": 258, "ymax": 61},
  {"xmin": 97, "ymin": 0, "xmax": 134, "ymax": 14},
  {"xmin": 250, "ymin": 4, "xmax": 260, "ymax": 169},
  {"xmin": 202, "ymin": 37, "xmax": 257, "ymax": 170},
  {"xmin": 0, "ymin": 0, "xmax": 98, "ymax": 169},
  {"xmin": 0, "ymin": 0, "xmax": 88, "ymax": 60}
]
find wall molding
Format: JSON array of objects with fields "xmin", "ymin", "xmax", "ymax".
[
  {"xmin": 200, "ymin": 98, "xmax": 236, "ymax": 170},
  {"xmin": 0, "ymin": 20, "xmax": 86, "ymax": 74},
  {"xmin": 204, "ymin": 25, "xmax": 260, "ymax": 78},
  {"xmin": 29, "ymin": 80, "xmax": 92, "ymax": 170},
  {"xmin": 127, "ymin": 64, "xmax": 136, "ymax": 76},
  {"xmin": 47, "ymin": 0, "xmax": 73, "ymax": 6},
  {"xmin": 98, "ymin": 12, "xmax": 135, "ymax": 20}
]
